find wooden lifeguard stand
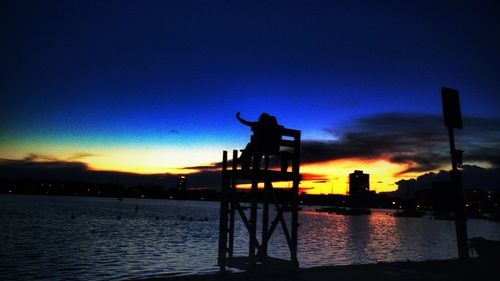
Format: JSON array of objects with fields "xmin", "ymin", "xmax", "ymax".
[{"xmin": 218, "ymin": 127, "xmax": 301, "ymax": 272}]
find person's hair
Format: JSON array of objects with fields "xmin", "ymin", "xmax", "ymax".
[{"xmin": 258, "ymin": 113, "xmax": 277, "ymax": 125}]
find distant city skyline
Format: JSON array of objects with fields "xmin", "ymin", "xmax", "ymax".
[{"xmin": 2, "ymin": 1, "xmax": 500, "ymax": 194}]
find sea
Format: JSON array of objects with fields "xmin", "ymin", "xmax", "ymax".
[{"xmin": 1, "ymin": 194, "xmax": 499, "ymax": 280}]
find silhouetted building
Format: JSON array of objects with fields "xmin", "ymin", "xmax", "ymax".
[
  {"xmin": 349, "ymin": 170, "xmax": 369, "ymax": 196},
  {"xmin": 177, "ymin": 175, "xmax": 187, "ymax": 192}
]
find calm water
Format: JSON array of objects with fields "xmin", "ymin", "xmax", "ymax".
[{"xmin": 1, "ymin": 194, "xmax": 499, "ymax": 280}]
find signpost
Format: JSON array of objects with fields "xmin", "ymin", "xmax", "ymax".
[{"xmin": 441, "ymin": 87, "xmax": 469, "ymax": 260}]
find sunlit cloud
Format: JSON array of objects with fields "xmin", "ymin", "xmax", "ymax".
[{"xmin": 303, "ymin": 113, "xmax": 500, "ymax": 174}]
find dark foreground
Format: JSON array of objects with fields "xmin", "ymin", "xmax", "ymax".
[{"xmin": 132, "ymin": 259, "xmax": 499, "ymax": 281}]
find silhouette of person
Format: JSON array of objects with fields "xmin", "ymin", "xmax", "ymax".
[{"xmin": 236, "ymin": 112, "xmax": 283, "ymax": 169}]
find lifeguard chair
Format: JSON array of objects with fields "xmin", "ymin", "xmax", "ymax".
[{"xmin": 218, "ymin": 127, "xmax": 301, "ymax": 272}]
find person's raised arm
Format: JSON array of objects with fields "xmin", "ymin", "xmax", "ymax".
[{"xmin": 236, "ymin": 112, "xmax": 254, "ymax": 127}]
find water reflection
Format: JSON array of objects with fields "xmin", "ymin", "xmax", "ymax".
[
  {"xmin": 1, "ymin": 195, "xmax": 500, "ymax": 280},
  {"xmin": 296, "ymin": 209, "xmax": 463, "ymax": 266},
  {"xmin": 366, "ymin": 212, "xmax": 400, "ymax": 262}
]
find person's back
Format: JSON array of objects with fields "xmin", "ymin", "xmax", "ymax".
[{"xmin": 252, "ymin": 113, "xmax": 282, "ymax": 155}]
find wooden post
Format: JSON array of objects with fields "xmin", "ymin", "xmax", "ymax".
[
  {"xmin": 228, "ymin": 150, "xmax": 238, "ymax": 258},
  {"xmin": 261, "ymin": 180, "xmax": 271, "ymax": 257},
  {"xmin": 249, "ymin": 154, "xmax": 259, "ymax": 270},
  {"xmin": 218, "ymin": 151, "xmax": 229, "ymax": 270},
  {"xmin": 291, "ymin": 131, "xmax": 300, "ymax": 267}
]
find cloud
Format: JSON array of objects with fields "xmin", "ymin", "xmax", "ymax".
[
  {"xmin": 394, "ymin": 165, "xmax": 500, "ymax": 197},
  {"xmin": 181, "ymin": 163, "xmax": 222, "ymax": 171},
  {"xmin": 67, "ymin": 153, "xmax": 99, "ymax": 161},
  {"xmin": 0, "ymin": 156, "xmax": 223, "ymax": 189},
  {"xmin": 302, "ymin": 113, "xmax": 500, "ymax": 175},
  {"xmin": 22, "ymin": 153, "xmax": 59, "ymax": 162},
  {"xmin": 0, "ymin": 158, "xmax": 176, "ymax": 187},
  {"xmin": 20, "ymin": 153, "xmax": 99, "ymax": 162},
  {"xmin": 302, "ymin": 173, "xmax": 329, "ymax": 181}
]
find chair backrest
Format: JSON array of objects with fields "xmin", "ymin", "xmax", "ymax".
[{"xmin": 278, "ymin": 128, "xmax": 301, "ymax": 173}]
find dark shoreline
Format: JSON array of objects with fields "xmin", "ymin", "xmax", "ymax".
[{"xmin": 130, "ymin": 258, "xmax": 498, "ymax": 281}]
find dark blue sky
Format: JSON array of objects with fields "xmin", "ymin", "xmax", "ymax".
[{"xmin": 1, "ymin": 0, "xmax": 499, "ymax": 187}]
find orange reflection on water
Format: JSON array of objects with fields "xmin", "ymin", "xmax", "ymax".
[
  {"xmin": 365, "ymin": 211, "xmax": 400, "ymax": 262},
  {"xmin": 298, "ymin": 209, "xmax": 403, "ymax": 265}
]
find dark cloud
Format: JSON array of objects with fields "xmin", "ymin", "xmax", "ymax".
[
  {"xmin": 22, "ymin": 153, "xmax": 59, "ymax": 162},
  {"xmin": 181, "ymin": 163, "xmax": 222, "ymax": 171},
  {"xmin": 0, "ymin": 158, "xmax": 176, "ymax": 187},
  {"xmin": 302, "ymin": 173, "xmax": 329, "ymax": 181},
  {"xmin": 302, "ymin": 113, "xmax": 500, "ymax": 175},
  {"xmin": 394, "ymin": 165, "xmax": 500, "ymax": 198},
  {"xmin": 67, "ymin": 153, "xmax": 99, "ymax": 161},
  {"xmin": 0, "ymin": 157, "xmax": 223, "ymax": 190},
  {"xmin": 21, "ymin": 153, "xmax": 98, "ymax": 162}
]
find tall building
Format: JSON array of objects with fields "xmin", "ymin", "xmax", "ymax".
[
  {"xmin": 349, "ymin": 170, "xmax": 369, "ymax": 196},
  {"xmin": 177, "ymin": 175, "xmax": 187, "ymax": 192}
]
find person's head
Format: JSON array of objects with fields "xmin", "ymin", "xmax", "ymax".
[
  {"xmin": 258, "ymin": 113, "xmax": 277, "ymax": 125},
  {"xmin": 258, "ymin": 113, "xmax": 271, "ymax": 122}
]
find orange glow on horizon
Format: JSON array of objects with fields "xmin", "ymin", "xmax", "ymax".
[
  {"xmin": 1, "ymin": 141, "xmax": 434, "ymax": 192},
  {"xmin": 300, "ymin": 158, "xmax": 423, "ymax": 195},
  {"xmin": 223, "ymin": 158, "xmax": 427, "ymax": 195},
  {"xmin": 0, "ymin": 144, "xmax": 222, "ymax": 175},
  {"xmin": 84, "ymin": 147, "xmax": 221, "ymax": 174}
]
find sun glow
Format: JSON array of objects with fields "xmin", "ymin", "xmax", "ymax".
[
  {"xmin": 1, "ymin": 139, "xmax": 432, "ymax": 191},
  {"xmin": 0, "ymin": 141, "xmax": 221, "ymax": 175},
  {"xmin": 300, "ymin": 158, "xmax": 419, "ymax": 195},
  {"xmin": 221, "ymin": 158, "xmax": 424, "ymax": 195},
  {"xmin": 85, "ymin": 147, "xmax": 221, "ymax": 174}
]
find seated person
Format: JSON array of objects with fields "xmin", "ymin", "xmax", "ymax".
[{"xmin": 236, "ymin": 112, "xmax": 283, "ymax": 169}]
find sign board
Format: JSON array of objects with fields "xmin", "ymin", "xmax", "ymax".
[{"xmin": 441, "ymin": 87, "xmax": 463, "ymax": 129}]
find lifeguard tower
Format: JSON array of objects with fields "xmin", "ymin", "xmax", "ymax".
[{"xmin": 218, "ymin": 124, "xmax": 301, "ymax": 272}]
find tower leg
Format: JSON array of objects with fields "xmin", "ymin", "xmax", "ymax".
[
  {"xmin": 291, "ymin": 179, "xmax": 299, "ymax": 268},
  {"xmin": 261, "ymin": 181, "xmax": 271, "ymax": 257},
  {"xmin": 218, "ymin": 151, "xmax": 229, "ymax": 271},
  {"xmin": 249, "ymin": 179, "xmax": 258, "ymax": 270}
]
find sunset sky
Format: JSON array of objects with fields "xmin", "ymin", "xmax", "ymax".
[{"xmin": 2, "ymin": 0, "xmax": 499, "ymax": 194}]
